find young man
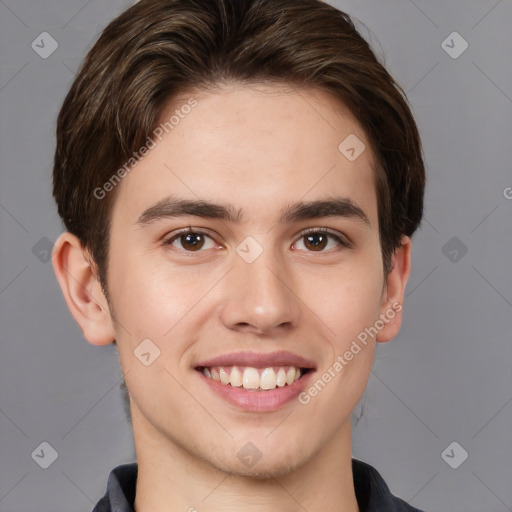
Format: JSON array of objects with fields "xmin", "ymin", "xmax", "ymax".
[{"xmin": 51, "ymin": 0, "xmax": 426, "ymax": 510}]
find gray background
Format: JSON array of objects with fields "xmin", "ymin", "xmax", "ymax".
[{"xmin": 0, "ymin": 0, "xmax": 511, "ymax": 511}]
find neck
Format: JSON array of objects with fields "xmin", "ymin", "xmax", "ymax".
[{"xmin": 132, "ymin": 408, "xmax": 360, "ymax": 512}]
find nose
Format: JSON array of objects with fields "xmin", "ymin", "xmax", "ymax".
[{"xmin": 219, "ymin": 244, "xmax": 301, "ymax": 336}]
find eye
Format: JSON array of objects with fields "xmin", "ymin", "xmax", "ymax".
[
  {"xmin": 163, "ymin": 226, "xmax": 351, "ymax": 254},
  {"xmin": 163, "ymin": 228, "xmax": 217, "ymax": 252},
  {"xmin": 293, "ymin": 227, "xmax": 350, "ymax": 252}
]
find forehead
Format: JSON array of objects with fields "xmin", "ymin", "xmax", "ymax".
[{"xmin": 111, "ymin": 83, "xmax": 378, "ymax": 229}]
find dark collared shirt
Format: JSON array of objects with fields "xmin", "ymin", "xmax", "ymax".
[{"xmin": 91, "ymin": 458, "xmax": 425, "ymax": 512}]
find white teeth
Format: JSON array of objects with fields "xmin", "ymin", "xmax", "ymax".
[
  {"xmin": 260, "ymin": 368, "xmax": 277, "ymax": 390},
  {"xmin": 219, "ymin": 368, "xmax": 230, "ymax": 385},
  {"xmin": 202, "ymin": 365, "xmax": 307, "ymax": 390},
  {"xmin": 229, "ymin": 367, "xmax": 243, "ymax": 387},
  {"xmin": 276, "ymin": 368, "xmax": 287, "ymax": 387},
  {"xmin": 243, "ymin": 367, "xmax": 260, "ymax": 389},
  {"xmin": 286, "ymin": 367, "xmax": 296, "ymax": 385}
]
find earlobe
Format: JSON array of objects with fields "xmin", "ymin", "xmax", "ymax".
[
  {"xmin": 51, "ymin": 232, "xmax": 115, "ymax": 346},
  {"xmin": 376, "ymin": 235, "xmax": 412, "ymax": 343}
]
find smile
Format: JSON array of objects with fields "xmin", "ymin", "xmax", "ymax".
[
  {"xmin": 194, "ymin": 351, "xmax": 316, "ymax": 411},
  {"xmin": 198, "ymin": 365, "xmax": 310, "ymax": 391}
]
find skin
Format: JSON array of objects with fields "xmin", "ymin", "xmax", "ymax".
[{"xmin": 52, "ymin": 83, "xmax": 411, "ymax": 512}]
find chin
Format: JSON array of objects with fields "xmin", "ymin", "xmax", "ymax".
[
  {"xmin": 230, "ymin": 461, "xmax": 302, "ymax": 480},
  {"xmin": 208, "ymin": 448, "xmax": 307, "ymax": 480}
]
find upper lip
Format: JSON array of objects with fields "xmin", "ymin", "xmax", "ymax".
[{"xmin": 195, "ymin": 350, "xmax": 316, "ymax": 370}]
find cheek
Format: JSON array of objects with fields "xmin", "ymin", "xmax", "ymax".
[
  {"xmin": 299, "ymin": 265, "xmax": 382, "ymax": 423},
  {"xmin": 302, "ymin": 257, "xmax": 384, "ymax": 349},
  {"xmin": 108, "ymin": 251, "xmax": 223, "ymax": 354}
]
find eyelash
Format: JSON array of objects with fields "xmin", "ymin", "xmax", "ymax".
[{"xmin": 162, "ymin": 226, "xmax": 351, "ymax": 253}]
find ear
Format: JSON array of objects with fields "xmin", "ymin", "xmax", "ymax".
[
  {"xmin": 375, "ymin": 235, "xmax": 412, "ymax": 343},
  {"xmin": 51, "ymin": 232, "xmax": 115, "ymax": 346}
]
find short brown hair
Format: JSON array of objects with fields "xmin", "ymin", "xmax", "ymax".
[{"xmin": 53, "ymin": 0, "xmax": 425, "ymax": 298}]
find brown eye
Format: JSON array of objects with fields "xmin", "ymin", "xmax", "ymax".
[
  {"xmin": 294, "ymin": 228, "xmax": 350, "ymax": 252},
  {"xmin": 178, "ymin": 232, "xmax": 205, "ymax": 251},
  {"xmin": 164, "ymin": 229, "xmax": 216, "ymax": 252},
  {"xmin": 304, "ymin": 232, "xmax": 328, "ymax": 251}
]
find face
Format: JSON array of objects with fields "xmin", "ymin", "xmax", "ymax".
[{"xmin": 102, "ymin": 83, "xmax": 400, "ymax": 476}]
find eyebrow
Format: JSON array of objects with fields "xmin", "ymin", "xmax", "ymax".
[{"xmin": 135, "ymin": 195, "xmax": 371, "ymax": 228}]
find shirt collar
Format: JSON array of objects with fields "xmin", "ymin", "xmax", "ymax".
[{"xmin": 92, "ymin": 458, "xmax": 424, "ymax": 512}]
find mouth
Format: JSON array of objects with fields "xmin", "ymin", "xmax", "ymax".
[
  {"xmin": 195, "ymin": 365, "xmax": 313, "ymax": 391},
  {"xmin": 194, "ymin": 351, "xmax": 316, "ymax": 411}
]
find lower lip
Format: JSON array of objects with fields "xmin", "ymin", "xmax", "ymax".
[{"xmin": 197, "ymin": 370, "xmax": 314, "ymax": 412}]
